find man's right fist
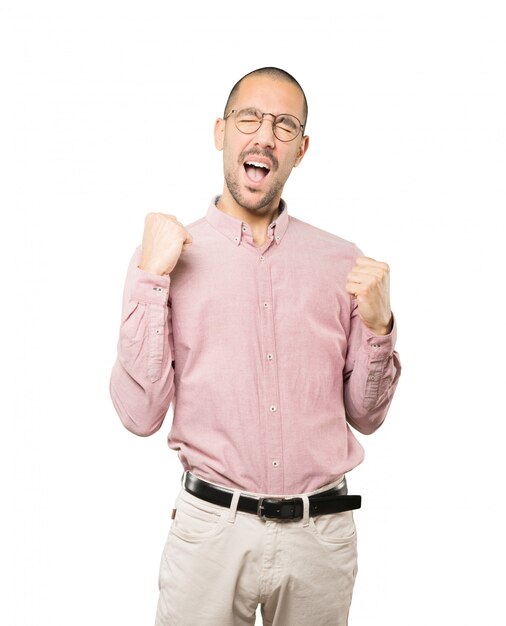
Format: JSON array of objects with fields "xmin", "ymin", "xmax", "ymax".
[{"xmin": 138, "ymin": 212, "xmax": 193, "ymax": 276}]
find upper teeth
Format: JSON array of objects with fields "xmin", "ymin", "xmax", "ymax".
[{"xmin": 246, "ymin": 161, "xmax": 269, "ymax": 169}]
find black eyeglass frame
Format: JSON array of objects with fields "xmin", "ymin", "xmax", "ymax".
[{"xmin": 223, "ymin": 108, "xmax": 305, "ymax": 142}]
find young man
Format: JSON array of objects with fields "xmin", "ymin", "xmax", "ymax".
[{"xmin": 110, "ymin": 67, "xmax": 401, "ymax": 626}]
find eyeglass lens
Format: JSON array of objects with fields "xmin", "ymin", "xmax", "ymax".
[{"xmin": 234, "ymin": 108, "xmax": 301, "ymax": 141}]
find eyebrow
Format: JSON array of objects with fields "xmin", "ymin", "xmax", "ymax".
[
  {"xmin": 239, "ymin": 107, "xmax": 263, "ymax": 116},
  {"xmin": 276, "ymin": 114, "xmax": 298, "ymax": 129},
  {"xmin": 238, "ymin": 107, "xmax": 300, "ymax": 126}
]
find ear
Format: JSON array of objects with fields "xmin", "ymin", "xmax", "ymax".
[
  {"xmin": 293, "ymin": 134, "xmax": 309, "ymax": 167},
  {"xmin": 214, "ymin": 118, "xmax": 225, "ymax": 151}
]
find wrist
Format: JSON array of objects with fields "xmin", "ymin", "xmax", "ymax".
[
  {"xmin": 138, "ymin": 263, "xmax": 167, "ymax": 276},
  {"xmin": 366, "ymin": 314, "xmax": 393, "ymax": 336}
]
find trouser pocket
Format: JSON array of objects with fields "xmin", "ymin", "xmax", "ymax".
[{"xmin": 169, "ymin": 491, "xmax": 226, "ymax": 543}]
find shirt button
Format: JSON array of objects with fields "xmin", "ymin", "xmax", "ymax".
[
  {"xmin": 155, "ymin": 328, "xmax": 162, "ymax": 335},
  {"xmin": 263, "ymin": 302, "xmax": 269, "ymax": 308},
  {"xmin": 242, "ymin": 225, "xmax": 247, "ymax": 231},
  {"xmin": 259, "ymin": 255, "xmax": 265, "ymax": 261},
  {"xmin": 267, "ymin": 353, "xmax": 273, "ymax": 360},
  {"xmin": 275, "ymin": 235, "xmax": 280, "ymax": 241},
  {"xmin": 152, "ymin": 286, "xmax": 163, "ymax": 292},
  {"xmin": 371, "ymin": 343, "xmax": 380, "ymax": 349},
  {"xmin": 234, "ymin": 236, "xmax": 239, "ymax": 242},
  {"xmin": 269, "ymin": 405, "xmax": 277, "ymax": 412},
  {"xmin": 368, "ymin": 374, "xmax": 376, "ymax": 381},
  {"xmin": 272, "ymin": 460, "xmax": 279, "ymax": 467}
]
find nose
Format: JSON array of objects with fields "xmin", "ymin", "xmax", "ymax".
[{"xmin": 253, "ymin": 113, "xmax": 276, "ymax": 149}]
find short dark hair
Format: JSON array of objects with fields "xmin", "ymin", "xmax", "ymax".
[{"xmin": 223, "ymin": 66, "xmax": 308, "ymax": 131}]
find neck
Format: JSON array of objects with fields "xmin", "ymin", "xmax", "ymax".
[{"xmin": 216, "ymin": 188, "xmax": 281, "ymax": 229}]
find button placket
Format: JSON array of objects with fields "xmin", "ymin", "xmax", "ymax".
[
  {"xmin": 365, "ymin": 344, "xmax": 388, "ymax": 403},
  {"xmin": 147, "ymin": 303, "xmax": 165, "ymax": 383},
  {"xmin": 257, "ymin": 254, "xmax": 284, "ymax": 493}
]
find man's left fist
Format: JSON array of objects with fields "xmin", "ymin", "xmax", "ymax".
[{"xmin": 345, "ymin": 256, "xmax": 393, "ymax": 335}]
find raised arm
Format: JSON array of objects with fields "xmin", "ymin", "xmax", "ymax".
[
  {"xmin": 109, "ymin": 213, "xmax": 192, "ymax": 436},
  {"xmin": 343, "ymin": 253, "xmax": 402, "ymax": 434}
]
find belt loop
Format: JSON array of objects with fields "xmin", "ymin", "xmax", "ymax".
[
  {"xmin": 227, "ymin": 489, "xmax": 241, "ymax": 523},
  {"xmin": 301, "ymin": 494, "xmax": 310, "ymax": 527},
  {"xmin": 181, "ymin": 470, "xmax": 187, "ymax": 488}
]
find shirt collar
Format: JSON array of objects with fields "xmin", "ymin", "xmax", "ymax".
[{"xmin": 205, "ymin": 195, "xmax": 289, "ymax": 247}]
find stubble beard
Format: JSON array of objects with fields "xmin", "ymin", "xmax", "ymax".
[{"xmin": 224, "ymin": 168, "xmax": 285, "ymax": 213}]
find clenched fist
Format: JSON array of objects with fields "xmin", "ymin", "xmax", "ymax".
[
  {"xmin": 138, "ymin": 213, "xmax": 193, "ymax": 276},
  {"xmin": 345, "ymin": 256, "xmax": 393, "ymax": 335}
]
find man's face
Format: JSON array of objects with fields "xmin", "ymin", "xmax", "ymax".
[{"xmin": 214, "ymin": 75, "xmax": 309, "ymax": 213}]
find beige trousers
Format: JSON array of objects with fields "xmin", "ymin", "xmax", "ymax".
[{"xmin": 155, "ymin": 474, "xmax": 358, "ymax": 626}]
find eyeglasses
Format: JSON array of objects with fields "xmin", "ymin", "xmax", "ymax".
[{"xmin": 224, "ymin": 107, "xmax": 304, "ymax": 142}]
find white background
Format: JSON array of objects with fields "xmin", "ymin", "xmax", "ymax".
[{"xmin": 1, "ymin": 1, "xmax": 505, "ymax": 624}]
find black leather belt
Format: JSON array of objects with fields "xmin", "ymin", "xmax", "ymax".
[{"xmin": 183, "ymin": 472, "xmax": 361, "ymax": 521}]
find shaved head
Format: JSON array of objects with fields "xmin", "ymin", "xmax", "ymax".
[{"xmin": 224, "ymin": 67, "xmax": 308, "ymax": 130}]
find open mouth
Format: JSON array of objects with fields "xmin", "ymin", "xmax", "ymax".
[{"xmin": 244, "ymin": 160, "xmax": 271, "ymax": 183}]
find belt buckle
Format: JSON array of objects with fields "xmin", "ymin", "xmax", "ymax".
[{"xmin": 257, "ymin": 497, "xmax": 301, "ymax": 520}]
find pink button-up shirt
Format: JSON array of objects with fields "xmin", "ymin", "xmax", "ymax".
[{"xmin": 109, "ymin": 196, "xmax": 401, "ymax": 495}]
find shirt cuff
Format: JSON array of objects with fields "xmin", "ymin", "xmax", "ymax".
[
  {"xmin": 130, "ymin": 265, "xmax": 171, "ymax": 305},
  {"xmin": 361, "ymin": 312, "xmax": 397, "ymax": 360}
]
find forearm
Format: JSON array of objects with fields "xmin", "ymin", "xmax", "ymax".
[
  {"xmin": 343, "ymin": 314, "xmax": 401, "ymax": 434},
  {"xmin": 109, "ymin": 249, "xmax": 176, "ymax": 436}
]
